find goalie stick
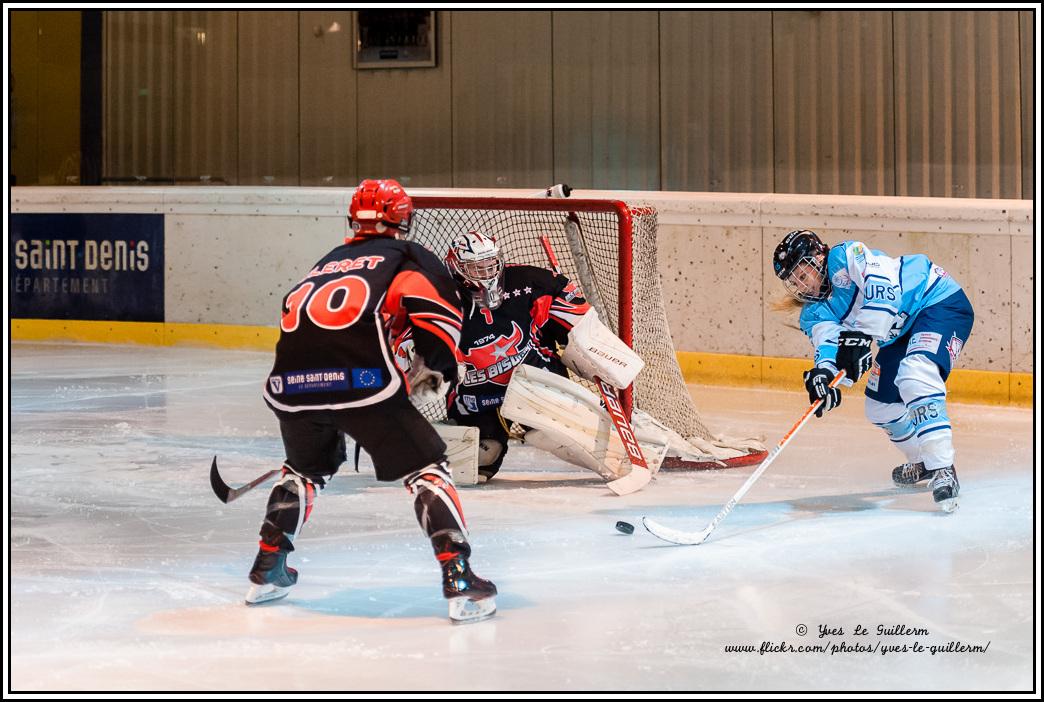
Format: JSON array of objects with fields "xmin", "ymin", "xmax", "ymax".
[
  {"xmin": 209, "ymin": 456, "xmax": 280, "ymax": 504},
  {"xmin": 642, "ymin": 370, "xmax": 847, "ymax": 545},
  {"xmin": 539, "ymin": 233, "xmax": 651, "ymax": 496}
]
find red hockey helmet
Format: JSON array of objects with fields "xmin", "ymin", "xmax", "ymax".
[{"xmin": 347, "ymin": 179, "xmax": 413, "ymax": 239}]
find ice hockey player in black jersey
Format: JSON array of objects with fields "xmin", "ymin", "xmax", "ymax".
[
  {"xmin": 443, "ymin": 230, "xmax": 592, "ymax": 482},
  {"xmin": 248, "ymin": 179, "xmax": 496, "ymax": 622}
]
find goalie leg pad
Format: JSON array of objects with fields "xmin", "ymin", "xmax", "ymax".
[
  {"xmin": 433, "ymin": 423, "xmax": 481, "ymax": 486},
  {"xmin": 502, "ymin": 364, "xmax": 669, "ymax": 479}
]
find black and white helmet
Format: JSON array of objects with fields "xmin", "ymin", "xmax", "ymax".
[
  {"xmin": 445, "ymin": 230, "xmax": 505, "ymax": 310},
  {"xmin": 773, "ymin": 230, "xmax": 831, "ymax": 302}
]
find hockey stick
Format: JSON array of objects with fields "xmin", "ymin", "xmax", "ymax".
[
  {"xmin": 540, "ymin": 234, "xmax": 652, "ymax": 496},
  {"xmin": 642, "ymin": 370, "xmax": 847, "ymax": 545},
  {"xmin": 210, "ymin": 456, "xmax": 280, "ymax": 504}
]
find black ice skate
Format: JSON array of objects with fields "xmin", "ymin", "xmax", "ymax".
[
  {"xmin": 891, "ymin": 461, "xmax": 930, "ymax": 487},
  {"xmin": 928, "ymin": 466, "xmax": 960, "ymax": 513},
  {"xmin": 245, "ymin": 546, "xmax": 298, "ymax": 605},
  {"xmin": 434, "ymin": 532, "xmax": 497, "ymax": 623}
]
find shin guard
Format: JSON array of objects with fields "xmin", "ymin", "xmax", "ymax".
[{"xmin": 404, "ymin": 462, "xmax": 469, "ymax": 545}]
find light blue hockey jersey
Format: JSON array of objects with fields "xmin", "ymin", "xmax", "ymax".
[{"xmin": 799, "ymin": 241, "xmax": 962, "ymax": 369}]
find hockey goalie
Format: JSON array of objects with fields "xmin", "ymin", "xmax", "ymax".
[{"xmin": 394, "ymin": 229, "xmax": 756, "ymax": 492}]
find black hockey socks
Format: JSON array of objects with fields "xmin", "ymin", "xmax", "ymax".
[
  {"xmin": 404, "ymin": 462, "xmax": 469, "ymax": 544},
  {"xmin": 257, "ymin": 466, "xmax": 319, "ymax": 554}
]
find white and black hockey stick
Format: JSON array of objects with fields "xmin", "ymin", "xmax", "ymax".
[
  {"xmin": 210, "ymin": 456, "xmax": 280, "ymax": 504},
  {"xmin": 539, "ymin": 233, "xmax": 652, "ymax": 496},
  {"xmin": 642, "ymin": 371, "xmax": 847, "ymax": 545}
]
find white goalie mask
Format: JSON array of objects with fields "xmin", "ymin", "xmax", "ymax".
[{"xmin": 445, "ymin": 230, "xmax": 505, "ymax": 310}]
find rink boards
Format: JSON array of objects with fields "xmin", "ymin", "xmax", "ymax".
[{"xmin": 10, "ymin": 186, "xmax": 1034, "ymax": 406}]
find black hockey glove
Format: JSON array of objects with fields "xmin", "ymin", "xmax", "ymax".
[
  {"xmin": 803, "ymin": 367, "xmax": 841, "ymax": 418},
  {"xmin": 835, "ymin": 330, "xmax": 873, "ymax": 382}
]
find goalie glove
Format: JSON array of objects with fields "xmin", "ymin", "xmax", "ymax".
[
  {"xmin": 836, "ymin": 330, "xmax": 873, "ymax": 382},
  {"xmin": 406, "ymin": 356, "xmax": 450, "ymax": 409},
  {"xmin": 804, "ymin": 367, "xmax": 841, "ymax": 418},
  {"xmin": 559, "ymin": 309, "xmax": 644, "ymax": 389}
]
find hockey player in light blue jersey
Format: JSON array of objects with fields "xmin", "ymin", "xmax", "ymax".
[{"xmin": 772, "ymin": 230, "xmax": 974, "ymax": 512}]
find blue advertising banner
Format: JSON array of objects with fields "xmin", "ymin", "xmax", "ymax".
[{"xmin": 10, "ymin": 214, "xmax": 164, "ymax": 322}]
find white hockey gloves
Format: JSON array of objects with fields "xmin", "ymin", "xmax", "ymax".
[
  {"xmin": 407, "ymin": 355, "xmax": 451, "ymax": 409},
  {"xmin": 559, "ymin": 309, "xmax": 645, "ymax": 389}
]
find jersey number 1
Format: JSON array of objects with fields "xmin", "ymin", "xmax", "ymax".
[{"xmin": 281, "ymin": 276, "xmax": 371, "ymax": 332}]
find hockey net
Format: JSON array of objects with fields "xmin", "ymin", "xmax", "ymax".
[{"xmin": 408, "ymin": 196, "xmax": 764, "ymax": 467}]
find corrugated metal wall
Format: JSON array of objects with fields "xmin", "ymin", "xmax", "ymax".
[
  {"xmin": 660, "ymin": 11, "xmax": 775, "ymax": 192},
  {"xmin": 104, "ymin": 11, "xmax": 173, "ymax": 182},
  {"xmin": 452, "ymin": 11, "xmax": 554, "ymax": 188},
  {"xmin": 773, "ymin": 11, "xmax": 894, "ymax": 195},
  {"xmin": 358, "ymin": 12, "xmax": 452, "ymax": 186},
  {"xmin": 101, "ymin": 10, "xmax": 1032, "ymax": 197},
  {"xmin": 893, "ymin": 10, "xmax": 1023, "ymax": 198},
  {"xmin": 553, "ymin": 11, "xmax": 660, "ymax": 190},
  {"xmin": 172, "ymin": 11, "xmax": 237, "ymax": 184}
]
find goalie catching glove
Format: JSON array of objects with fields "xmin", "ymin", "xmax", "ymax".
[
  {"xmin": 406, "ymin": 354, "xmax": 452, "ymax": 409},
  {"xmin": 559, "ymin": 309, "xmax": 645, "ymax": 389}
]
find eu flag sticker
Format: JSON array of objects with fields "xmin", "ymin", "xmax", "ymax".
[{"xmin": 352, "ymin": 368, "xmax": 383, "ymax": 388}]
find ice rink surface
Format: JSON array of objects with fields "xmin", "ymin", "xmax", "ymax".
[{"xmin": 7, "ymin": 342, "xmax": 1037, "ymax": 692}]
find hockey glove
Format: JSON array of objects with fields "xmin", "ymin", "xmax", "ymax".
[
  {"xmin": 407, "ymin": 356, "xmax": 449, "ymax": 409},
  {"xmin": 835, "ymin": 330, "xmax": 873, "ymax": 382},
  {"xmin": 803, "ymin": 367, "xmax": 841, "ymax": 418}
]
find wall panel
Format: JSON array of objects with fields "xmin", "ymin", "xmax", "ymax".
[
  {"xmin": 661, "ymin": 11, "xmax": 774, "ymax": 193},
  {"xmin": 552, "ymin": 11, "xmax": 660, "ymax": 190},
  {"xmin": 173, "ymin": 11, "xmax": 237, "ymax": 184},
  {"xmin": 773, "ymin": 11, "xmax": 894, "ymax": 195},
  {"xmin": 452, "ymin": 11, "xmax": 553, "ymax": 188},
  {"xmin": 894, "ymin": 11, "xmax": 1023, "ymax": 198},
  {"xmin": 356, "ymin": 11, "xmax": 451, "ymax": 186},
  {"xmin": 237, "ymin": 11, "xmax": 299, "ymax": 186}
]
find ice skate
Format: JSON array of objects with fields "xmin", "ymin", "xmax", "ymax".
[
  {"xmin": 431, "ymin": 531, "xmax": 497, "ymax": 623},
  {"xmin": 891, "ymin": 461, "xmax": 930, "ymax": 487},
  {"xmin": 928, "ymin": 465, "xmax": 960, "ymax": 513},
  {"xmin": 442, "ymin": 554, "xmax": 498, "ymax": 623},
  {"xmin": 245, "ymin": 547, "xmax": 298, "ymax": 605}
]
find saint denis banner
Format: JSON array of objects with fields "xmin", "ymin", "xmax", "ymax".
[{"xmin": 10, "ymin": 213, "xmax": 164, "ymax": 322}]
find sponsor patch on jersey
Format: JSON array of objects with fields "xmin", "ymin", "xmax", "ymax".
[
  {"xmin": 946, "ymin": 333, "xmax": 964, "ymax": 365},
  {"xmin": 831, "ymin": 269, "xmax": 852, "ymax": 289},
  {"xmin": 562, "ymin": 281, "xmax": 582, "ymax": 302},
  {"xmin": 933, "ymin": 265, "xmax": 949, "ymax": 279},
  {"xmin": 907, "ymin": 332, "xmax": 942, "ymax": 355},
  {"xmin": 351, "ymin": 368, "xmax": 383, "ymax": 389},
  {"xmin": 281, "ymin": 368, "xmax": 352, "ymax": 395},
  {"xmin": 852, "ymin": 244, "xmax": 865, "ymax": 263},
  {"xmin": 269, "ymin": 376, "xmax": 284, "ymax": 394},
  {"xmin": 866, "ymin": 361, "xmax": 881, "ymax": 392}
]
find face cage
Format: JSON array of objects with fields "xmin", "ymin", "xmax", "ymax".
[
  {"xmin": 782, "ymin": 256, "xmax": 829, "ymax": 302},
  {"xmin": 455, "ymin": 256, "xmax": 504, "ymax": 310}
]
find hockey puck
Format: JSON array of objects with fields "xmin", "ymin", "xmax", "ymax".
[{"xmin": 615, "ymin": 520, "xmax": 635, "ymax": 535}]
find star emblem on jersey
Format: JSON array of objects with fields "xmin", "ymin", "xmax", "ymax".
[{"xmin": 460, "ymin": 321, "xmax": 531, "ymax": 386}]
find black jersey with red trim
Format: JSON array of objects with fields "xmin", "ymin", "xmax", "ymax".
[
  {"xmin": 449, "ymin": 264, "xmax": 590, "ymax": 416},
  {"xmin": 263, "ymin": 236, "xmax": 463, "ymax": 415}
]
